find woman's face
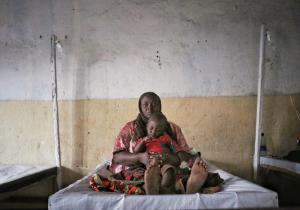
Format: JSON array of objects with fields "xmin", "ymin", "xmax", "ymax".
[{"xmin": 140, "ymin": 95, "xmax": 160, "ymax": 119}]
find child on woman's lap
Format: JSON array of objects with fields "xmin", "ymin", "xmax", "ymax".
[{"xmin": 134, "ymin": 112, "xmax": 180, "ymax": 194}]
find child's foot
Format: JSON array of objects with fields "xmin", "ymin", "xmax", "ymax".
[
  {"xmin": 186, "ymin": 158, "xmax": 208, "ymax": 194},
  {"xmin": 144, "ymin": 166, "xmax": 161, "ymax": 194}
]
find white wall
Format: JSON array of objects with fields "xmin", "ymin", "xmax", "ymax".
[{"xmin": 0, "ymin": 0, "xmax": 300, "ymax": 100}]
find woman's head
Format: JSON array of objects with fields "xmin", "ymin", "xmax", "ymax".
[
  {"xmin": 134, "ymin": 92, "xmax": 176, "ymax": 142},
  {"xmin": 138, "ymin": 92, "xmax": 161, "ymax": 119},
  {"xmin": 134, "ymin": 92, "xmax": 162, "ymax": 141}
]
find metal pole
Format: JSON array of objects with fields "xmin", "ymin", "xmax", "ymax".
[
  {"xmin": 253, "ymin": 25, "xmax": 266, "ymax": 181},
  {"xmin": 51, "ymin": 34, "xmax": 62, "ymax": 189}
]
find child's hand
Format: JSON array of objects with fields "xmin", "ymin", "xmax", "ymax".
[{"xmin": 142, "ymin": 136, "xmax": 151, "ymax": 143}]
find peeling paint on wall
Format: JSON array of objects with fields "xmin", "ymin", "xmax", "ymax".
[{"xmin": 0, "ymin": 0, "xmax": 300, "ymax": 100}]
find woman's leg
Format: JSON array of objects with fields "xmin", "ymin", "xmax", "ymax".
[{"xmin": 186, "ymin": 157, "xmax": 208, "ymax": 194}]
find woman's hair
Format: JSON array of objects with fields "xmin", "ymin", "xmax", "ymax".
[{"xmin": 133, "ymin": 92, "xmax": 177, "ymax": 141}]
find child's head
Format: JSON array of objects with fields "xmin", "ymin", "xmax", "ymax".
[{"xmin": 147, "ymin": 112, "xmax": 168, "ymax": 138}]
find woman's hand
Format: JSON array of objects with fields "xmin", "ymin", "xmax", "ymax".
[
  {"xmin": 149, "ymin": 153, "xmax": 164, "ymax": 167},
  {"xmin": 148, "ymin": 152, "xmax": 180, "ymax": 167},
  {"xmin": 138, "ymin": 152, "xmax": 180, "ymax": 168},
  {"xmin": 164, "ymin": 152, "xmax": 180, "ymax": 166},
  {"xmin": 138, "ymin": 152, "xmax": 150, "ymax": 167},
  {"xmin": 138, "ymin": 152, "xmax": 164, "ymax": 167}
]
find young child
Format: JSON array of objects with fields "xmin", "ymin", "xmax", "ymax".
[
  {"xmin": 134, "ymin": 112, "xmax": 224, "ymax": 194},
  {"xmin": 134, "ymin": 112, "xmax": 181, "ymax": 194}
]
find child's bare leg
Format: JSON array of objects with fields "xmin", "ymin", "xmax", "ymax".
[
  {"xmin": 144, "ymin": 166, "xmax": 161, "ymax": 195},
  {"xmin": 186, "ymin": 157, "xmax": 208, "ymax": 194},
  {"xmin": 160, "ymin": 168, "xmax": 176, "ymax": 194}
]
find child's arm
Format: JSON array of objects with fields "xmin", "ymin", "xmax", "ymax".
[{"xmin": 133, "ymin": 137, "xmax": 147, "ymax": 153}]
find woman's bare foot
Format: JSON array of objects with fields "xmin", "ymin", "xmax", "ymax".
[
  {"xmin": 186, "ymin": 158, "xmax": 208, "ymax": 194},
  {"xmin": 144, "ymin": 166, "xmax": 161, "ymax": 194}
]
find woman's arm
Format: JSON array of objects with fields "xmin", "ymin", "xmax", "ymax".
[
  {"xmin": 169, "ymin": 122, "xmax": 192, "ymax": 152},
  {"xmin": 113, "ymin": 150, "xmax": 180, "ymax": 168},
  {"xmin": 112, "ymin": 121, "xmax": 149, "ymax": 166},
  {"xmin": 113, "ymin": 151, "xmax": 149, "ymax": 166},
  {"xmin": 177, "ymin": 151, "xmax": 194, "ymax": 162}
]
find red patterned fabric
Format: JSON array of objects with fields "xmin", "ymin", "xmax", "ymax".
[{"xmin": 89, "ymin": 167, "xmax": 146, "ymax": 194}]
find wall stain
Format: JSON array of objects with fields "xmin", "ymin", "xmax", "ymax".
[{"xmin": 156, "ymin": 50, "xmax": 162, "ymax": 69}]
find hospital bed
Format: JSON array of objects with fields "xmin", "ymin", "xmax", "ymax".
[
  {"xmin": 259, "ymin": 156, "xmax": 300, "ymax": 206},
  {"xmin": 0, "ymin": 164, "xmax": 57, "ymax": 209},
  {"xmin": 49, "ymin": 161, "xmax": 278, "ymax": 210}
]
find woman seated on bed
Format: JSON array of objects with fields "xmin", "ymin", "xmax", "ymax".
[{"xmin": 90, "ymin": 92, "xmax": 223, "ymax": 194}]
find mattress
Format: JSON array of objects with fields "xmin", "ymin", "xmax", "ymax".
[
  {"xmin": 260, "ymin": 156, "xmax": 300, "ymax": 174},
  {"xmin": 0, "ymin": 164, "xmax": 57, "ymax": 200},
  {"xmin": 49, "ymin": 161, "xmax": 278, "ymax": 210}
]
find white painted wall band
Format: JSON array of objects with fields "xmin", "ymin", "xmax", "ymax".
[{"xmin": 0, "ymin": 1, "xmax": 300, "ymax": 101}]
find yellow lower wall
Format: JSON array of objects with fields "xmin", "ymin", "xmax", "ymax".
[
  {"xmin": 1, "ymin": 96, "xmax": 299, "ymax": 185},
  {"xmin": 0, "ymin": 101, "xmax": 54, "ymax": 165}
]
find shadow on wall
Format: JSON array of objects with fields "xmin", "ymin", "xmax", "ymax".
[
  {"xmin": 58, "ymin": 100, "xmax": 90, "ymax": 185},
  {"xmin": 263, "ymin": 96, "xmax": 300, "ymax": 157},
  {"xmin": 71, "ymin": 101, "xmax": 86, "ymax": 172},
  {"xmin": 61, "ymin": 166, "xmax": 83, "ymax": 187},
  {"xmin": 209, "ymin": 160, "xmax": 252, "ymax": 179}
]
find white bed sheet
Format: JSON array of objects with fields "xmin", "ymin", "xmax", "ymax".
[{"xmin": 48, "ymin": 161, "xmax": 278, "ymax": 210}]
